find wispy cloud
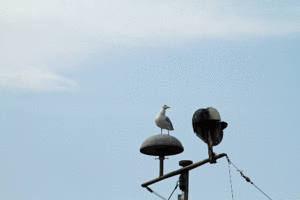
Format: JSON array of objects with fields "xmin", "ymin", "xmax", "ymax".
[
  {"xmin": 1, "ymin": 0, "xmax": 299, "ymax": 91},
  {"xmin": 0, "ymin": 64, "xmax": 77, "ymax": 92}
]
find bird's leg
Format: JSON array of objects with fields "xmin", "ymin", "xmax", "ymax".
[
  {"xmin": 161, "ymin": 129, "xmax": 162, "ymax": 135},
  {"xmin": 168, "ymin": 130, "xmax": 169, "ymax": 135}
]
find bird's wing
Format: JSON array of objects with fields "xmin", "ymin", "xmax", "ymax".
[{"xmin": 165, "ymin": 116, "xmax": 174, "ymax": 130}]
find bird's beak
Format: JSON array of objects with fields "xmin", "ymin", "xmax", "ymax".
[{"xmin": 167, "ymin": 106, "xmax": 170, "ymax": 109}]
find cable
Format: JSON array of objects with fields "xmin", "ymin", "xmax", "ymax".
[
  {"xmin": 226, "ymin": 155, "xmax": 272, "ymax": 200},
  {"xmin": 168, "ymin": 181, "xmax": 179, "ymax": 200},
  {"xmin": 146, "ymin": 187, "xmax": 167, "ymax": 200},
  {"xmin": 252, "ymin": 183, "xmax": 273, "ymax": 200},
  {"xmin": 226, "ymin": 156, "xmax": 234, "ymax": 200},
  {"xmin": 146, "ymin": 181, "xmax": 178, "ymax": 200}
]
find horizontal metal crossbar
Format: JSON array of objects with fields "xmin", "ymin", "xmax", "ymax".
[{"xmin": 141, "ymin": 153, "xmax": 227, "ymax": 187}]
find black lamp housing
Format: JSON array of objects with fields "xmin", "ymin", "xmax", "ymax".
[{"xmin": 192, "ymin": 107, "xmax": 227, "ymax": 146}]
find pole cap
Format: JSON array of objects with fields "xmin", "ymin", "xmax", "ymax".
[{"xmin": 179, "ymin": 160, "xmax": 193, "ymax": 167}]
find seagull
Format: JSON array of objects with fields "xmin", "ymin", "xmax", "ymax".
[{"xmin": 155, "ymin": 105, "xmax": 174, "ymax": 135}]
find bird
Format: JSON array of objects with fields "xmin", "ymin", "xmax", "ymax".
[{"xmin": 155, "ymin": 105, "xmax": 174, "ymax": 135}]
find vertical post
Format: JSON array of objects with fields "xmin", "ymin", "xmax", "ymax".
[
  {"xmin": 159, "ymin": 155, "xmax": 165, "ymax": 177},
  {"xmin": 179, "ymin": 160, "xmax": 193, "ymax": 200},
  {"xmin": 181, "ymin": 171, "xmax": 189, "ymax": 200},
  {"xmin": 186, "ymin": 171, "xmax": 189, "ymax": 200}
]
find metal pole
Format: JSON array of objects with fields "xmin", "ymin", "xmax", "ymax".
[
  {"xmin": 185, "ymin": 170, "xmax": 189, "ymax": 200},
  {"xmin": 207, "ymin": 129, "xmax": 216, "ymax": 164},
  {"xmin": 159, "ymin": 155, "xmax": 165, "ymax": 177},
  {"xmin": 180, "ymin": 171, "xmax": 189, "ymax": 200},
  {"xmin": 179, "ymin": 160, "xmax": 192, "ymax": 200},
  {"xmin": 142, "ymin": 153, "xmax": 227, "ymax": 187}
]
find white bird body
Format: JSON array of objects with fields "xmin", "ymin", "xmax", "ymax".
[{"xmin": 155, "ymin": 105, "xmax": 174, "ymax": 135}]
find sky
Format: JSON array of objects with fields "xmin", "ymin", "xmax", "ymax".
[{"xmin": 0, "ymin": 0, "xmax": 299, "ymax": 199}]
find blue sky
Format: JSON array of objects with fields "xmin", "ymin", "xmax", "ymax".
[{"xmin": 1, "ymin": 0, "xmax": 299, "ymax": 199}]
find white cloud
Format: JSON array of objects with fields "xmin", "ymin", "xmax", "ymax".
[
  {"xmin": 1, "ymin": 0, "xmax": 299, "ymax": 91},
  {"xmin": 0, "ymin": 64, "xmax": 77, "ymax": 92}
]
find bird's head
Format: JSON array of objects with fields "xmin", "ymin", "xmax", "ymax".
[{"xmin": 162, "ymin": 105, "xmax": 170, "ymax": 110}]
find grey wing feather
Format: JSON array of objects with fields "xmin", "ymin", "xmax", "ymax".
[{"xmin": 165, "ymin": 117, "xmax": 174, "ymax": 129}]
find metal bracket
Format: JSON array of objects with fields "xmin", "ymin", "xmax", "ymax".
[{"xmin": 207, "ymin": 129, "xmax": 216, "ymax": 164}]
